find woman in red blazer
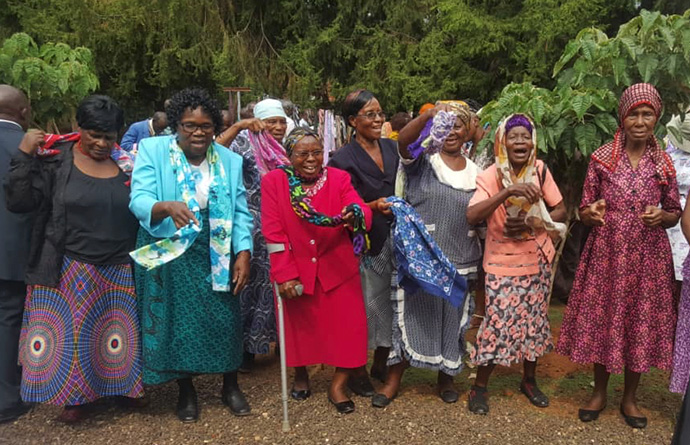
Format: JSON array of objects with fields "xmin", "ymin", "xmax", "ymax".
[{"xmin": 261, "ymin": 128, "xmax": 372, "ymax": 414}]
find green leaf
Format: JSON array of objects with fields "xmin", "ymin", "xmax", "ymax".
[
  {"xmin": 580, "ymin": 37, "xmax": 597, "ymax": 61},
  {"xmin": 574, "ymin": 123, "xmax": 598, "ymax": 154},
  {"xmin": 619, "ymin": 37, "xmax": 639, "ymax": 61},
  {"xmin": 637, "ymin": 53, "xmax": 659, "ymax": 83},
  {"xmin": 659, "ymin": 25, "xmax": 675, "ymax": 50},
  {"xmin": 553, "ymin": 40, "xmax": 581, "ymax": 76},
  {"xmin": 593, "ymin": 113, "xmax": 618, "ymax": 136},
  {"xmin": 640, "ymin": 10, "xmax": 661, "ymax": 39},
  {"xmin": 683, "ymin": 29, "xmax": 690, "ymax": 63},
  {"xmin": 537, "ymin": 129, "xmax": 548, "ymax": 154},
  {"xmin": 560, "ymin": 127, "xmax": 575, "ymax": 158},
  {"xmin": 571, "ymin": 94, "xmax": 592, "ymax": 120},
  {"xmin": 529, "ymin": 99, "xmax": 547, "ymax": 123},
  {"xmin": 611, "ymin": 56, "xmax": 628, "ymax": 86}
]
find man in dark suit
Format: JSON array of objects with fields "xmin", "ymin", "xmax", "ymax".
[{"xmin": 0, "ymin": 84, "xmax": 33, "ymax": 423}]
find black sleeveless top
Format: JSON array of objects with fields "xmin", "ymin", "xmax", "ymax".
[{"xmin": 64, "ymin": 166, "xmax": 138, "ymax": 265}]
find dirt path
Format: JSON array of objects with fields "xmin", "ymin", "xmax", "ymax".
[{"xmin": 0, "ymin": 304, "xmax": 681, "ymax": 444}]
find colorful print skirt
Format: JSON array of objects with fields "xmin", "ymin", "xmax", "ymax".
[
  {"xmin": 19, "ymin": 257, "xmax": 143, "ymax": 406},
  {"xmin": 470, "ymin": 259, "xmax": 553, "ymax": 367}
]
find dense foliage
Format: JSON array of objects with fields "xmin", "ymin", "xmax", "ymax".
[
  {"xmin": 1, "ymin": 0, "xmax": 684, "ymax": 121},
  {"xmin": 479, "ymin": 9, "xmax": 690, "ymax": 213},
  {"xmin": 0, "ymin": 32, "xmax": 98, "ymax": 130}
]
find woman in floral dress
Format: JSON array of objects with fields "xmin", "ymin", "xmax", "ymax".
[
  {"xmin": 557, "ymin": 83, "xmax": 681, "ymax": 429},
  {"xmin": 466, "ymin": 114, "xmax": 566, "ymax": 415}
]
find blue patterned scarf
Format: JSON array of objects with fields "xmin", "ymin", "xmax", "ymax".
[
  {"xmin": 130, "ymin": 139, "xmax": 233, "ymax": 291},
  {"xmin": 387, "ymin": 196, "xmax": 467, "ymax": 307}
]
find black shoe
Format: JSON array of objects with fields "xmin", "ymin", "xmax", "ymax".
[
  {"xmin": 519, "ymin": 380, "xmax": 549, "ymax": 408},
  {"xmin": 620, "ymin": 405, "xmax": 647, "ymax": 429},
  {"xmin": 328, "ymin": 397, "xmax": 355, "ymax": 414},
  {"xmin": 0, "ymin": 402, "xmax": 33, "ymax": 424},
  {"xmin": 371, "ymin": 392, "xmax": 397, "ymax": 408},
  {"xmin": 222, "ymin": 387, "xmax": 251, "ymax": 416},
  {"xmin": 176, "ymin": 384, "xmax": 198, "ymax": 423},
  {"xmin": 439, "ymin": 388, "xmax": 459, "ymax": 404},
  {"xmin": 347, "ymin": 375, "xmax": 375, "ymax": 397},
  {"xmin": 578, "ymin": 404, "xmax": 606, "ymax": 422},
  {"xmin": 468, "ymin": 385, "xmax": 489, "ymax": 415},
  {"xmin": 290, "ymin": 388, "xmax": 311, "ymax": 401}
]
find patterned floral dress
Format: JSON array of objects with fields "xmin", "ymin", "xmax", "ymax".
[
  {"xmin": 557, "ymin": 149, "xmax": 681, "ymax": 373},
  {"xmin": 230, "ymin": 131, "xmax": 276, "ymax": 355},
  {"xmin": 469, "ymin": 162, "xmax": 563, "ymax": 367}
]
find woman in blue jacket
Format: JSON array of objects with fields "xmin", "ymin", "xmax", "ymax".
[{"xmin": 129, "ymin": 88, "xmax": 253, "ymax": 423}]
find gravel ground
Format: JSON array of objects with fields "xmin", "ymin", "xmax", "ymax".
[
  {"xmin": 0, "ymin": 304, "xmax": 682, "ymax": 445},
  {"xmin": 0, "ymin": 357, "xmax": 680, "ymax": 445}
]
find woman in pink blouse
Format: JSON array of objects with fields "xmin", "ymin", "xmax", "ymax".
[{"xmin": 466, "ymin": 114, "xmax": 566, "ymax": 415}]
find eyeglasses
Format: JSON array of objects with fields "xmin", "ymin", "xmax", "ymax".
[
  {"xmin": 179, "ymin": 122, "xmax": 215, "ymax": 134},
  {"xmin": 293, "ymin": 150, "xmax": 324, "ymax": 159},
  {"xmin": 356, "ymin": 111, "xmax": 386, "ymax": 121}
]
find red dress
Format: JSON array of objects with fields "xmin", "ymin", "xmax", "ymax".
[
  {"xmin": 557, "ymin": 149, "xmax": 681, "ymax": 373},
  {"xmin": 261, "ymin": 167, "xmax": 372, "ymax": 368}
]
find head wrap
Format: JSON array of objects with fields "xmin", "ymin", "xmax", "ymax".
[
  {"xmin": 591, "ymin": 83, "xmax": 674, "ymax": 185},
  {"xmin": 283, "ymin": 127, "xmax": 321, "ymax": 157},
  {"xmin": 418, "ymin": 103, "xmax": 434, "ymax": 115},
  {"xmin": 504, "ymin": 114, "xmax": 533, "ymax": 135},
  {"xmin": 494, "ymin": 113, "xmax": 567, "ymax": 241},
  {"xmin": 253, "ymin": 99, "xmax": 287, "ymax": 121},
  {"xmin": 406, "ymin": 101, "xmax": 473, "ymax": 159},
  {"xmin": 667, "ymin": 112, "xmax": 690, "ymax": 153}
]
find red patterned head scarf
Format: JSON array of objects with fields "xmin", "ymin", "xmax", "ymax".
[{"xmin": 591, "ymin": 83, "xmax": 674, "ymax": 184}]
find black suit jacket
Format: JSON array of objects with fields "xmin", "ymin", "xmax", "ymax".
[
  {"xmin": 328, "ymin": 138, "xmax": 399, "ymax": 256},
  {"xmin": 0, "ymin": 121, "xmax": 33, "ymax": 281}
]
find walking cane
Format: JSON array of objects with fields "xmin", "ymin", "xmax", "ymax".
[{"xmin": 274, "ymin": 281, "xmax": 291, "ymax": 432}]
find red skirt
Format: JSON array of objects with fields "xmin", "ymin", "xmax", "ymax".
[{"xmin": 277, "ymin": 277, "xmax": 367, "ymax": 368}]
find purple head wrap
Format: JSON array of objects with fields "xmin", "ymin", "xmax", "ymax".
[{"xmin": 504, "ymin": 114, "xmax": 533, "ymax": 135}]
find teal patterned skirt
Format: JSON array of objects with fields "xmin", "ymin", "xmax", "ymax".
[{"xmin": 135, "ymin": 209, "xmax": 243, "ymax": 385}]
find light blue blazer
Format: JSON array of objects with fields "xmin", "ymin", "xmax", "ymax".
[{"xmin": 129, "ymin": 135, "xmax": 253, "ymax": 255}]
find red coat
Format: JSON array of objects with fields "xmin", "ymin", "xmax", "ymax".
[
  {"xmin": 261, "ymin": 167, "xmax": 373, "ymax": 295},
  {"xmin": 261, "ymin": 167, "xmax": 372, "ymax": 367}
]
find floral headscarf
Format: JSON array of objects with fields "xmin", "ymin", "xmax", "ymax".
[
  {"xmin": 591, "ymin": 83, "xmax": 674, "ymax": 185},
  {"xmin": 495, "ymin": 114, "xmax": 566, "ymax": 241},
  {"xmin": 406, "ymin": 100, "xmax": 472, "ymax": 158},
  {"xmin": 283, "ymin": 127, "xmax": 321, "ymax": 157}
]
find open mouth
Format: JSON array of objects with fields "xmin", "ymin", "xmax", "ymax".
[
  {"xmin": 302, "ymin": 165, "xmax": 318, "ymax": 174},
  {"xmin": 512, "ymin": 147, "xmax": 529, "ymax": 156}
]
